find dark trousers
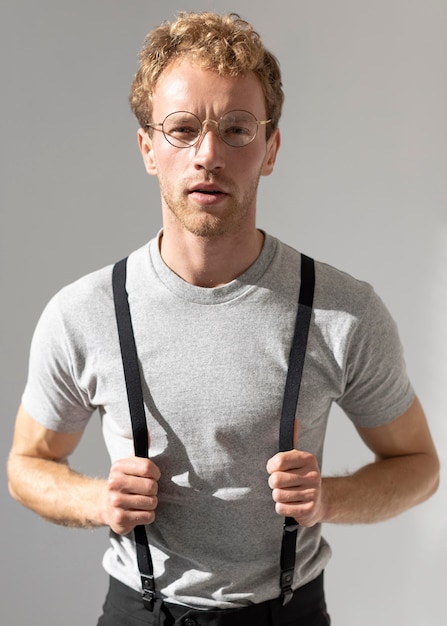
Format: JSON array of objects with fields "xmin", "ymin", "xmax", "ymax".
[{"xmin": 97, "ymin": 573, "xmax": 330, "ymax": 625}]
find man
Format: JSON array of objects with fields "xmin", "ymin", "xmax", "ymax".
[{"xmin": 7, "ymin": 12, "xmax": 439, "ymax": 626}]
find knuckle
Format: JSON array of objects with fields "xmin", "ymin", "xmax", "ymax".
[
  {"xmin": 275, "ymin": 502, "xmax": 284, "ymax": 515},
  {"xmin": 107, "ymin": 474, "xmax": 121, "ymax": 490},
  {"xmin": 109, "ymin": 491, "xmax": 124, "ymax": 508},
  {"xmin": 275, "ymin": 500, "xmax": 290, "ymax": 515},
  {"xmin": 112, "ymin": 509, "xmax": 128, "ymax": 527},
  {"xmin": 269, "ymin": 473, "xmax": 281, "ymax": 489},
  {"xmin": 151, "ymin": 462, "xmax": 161, "ymax": 481},
  {"xmin": 147, "ymin": 510, "xmax": 156, "ymax": 524},
  {"xmin": 116, "ymin": 503, "xmax": 128, "ymax": 518},
  {"xmin": 308, "ymin": 470, "xmax": 321, "ymax": 483},
  {"xmin": 148, "ymin": 479, "xmax": 159, "ymax": 495},
  {"xmin": 271, "ymin": 488, "xmax": 282, "ymax": 503}
]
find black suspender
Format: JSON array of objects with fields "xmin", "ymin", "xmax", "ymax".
[
  {"xmin": 278, "ymin": 253, "xmax": 315, "ymax": 604},
  {"xmin": 112, "ymin": 258, "xmax": 156, "ymax": 610},
  {"xmin": 112, "ymin": 253, "xmax": 315, "ymax": 610}
]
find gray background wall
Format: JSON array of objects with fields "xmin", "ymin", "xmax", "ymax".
[{"xmin": 1, "ymin": 1, "xmax": 445, "ymax": 624}]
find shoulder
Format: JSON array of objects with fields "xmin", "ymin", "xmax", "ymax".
[
  {"xmin": 271, "ymin": 240, "xmax": 398, "ymax": 358},
  {"xmin": 35, "ymin": 243, "xmax": 151, "ymax": 343},
  {"xmin": 59, "ymin": 263, "xmax": 114, "ymax": 309},
  {"xmin": 274, "ymin": 238, "xmax": 375, "ymax": 316},
  {"xmin": 313, "ymin": 259, "xmax": 375, "ymax": 318},
  {"xmin": 54, "ymin": 243, "xmax": 150, "ymax": 318}
]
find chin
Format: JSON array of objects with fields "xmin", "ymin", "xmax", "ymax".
[{"xmin": 174, "ymin": 209, "xmax": 247, "ymax": 239}]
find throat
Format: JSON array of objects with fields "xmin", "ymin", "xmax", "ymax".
[{"xmin": 160, "ymin": 229, "xmax": 265, "ymax": 288}]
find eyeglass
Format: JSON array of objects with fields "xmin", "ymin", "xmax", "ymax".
[{"xmin": 146, "ymin": 110, "xmax": 272, "ymax": 148}]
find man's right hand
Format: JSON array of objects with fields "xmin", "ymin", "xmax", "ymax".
[
  {"xmin": 7, "ymin": 404, "xmax": 161, "ymax": 533},
  {"xmin": 105, "ymin": 456, "xmax": 161, "ymax": 535}
]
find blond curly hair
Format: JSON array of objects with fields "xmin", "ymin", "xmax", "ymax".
[{"xmin": 129, "ymin": 12, "xmax": 283, "ymax": 138}]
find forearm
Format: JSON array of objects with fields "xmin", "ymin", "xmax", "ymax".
[
  {"xmin": 7, "ymin": 453, "xmax": 107, "ymax": 528},
  {"xmin": 321, "ymin": 452, "xmax": 440, "ymax": 525}
]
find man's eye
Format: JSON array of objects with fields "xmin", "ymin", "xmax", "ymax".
[
  {"xmin": 169, "ymin": 126, "xmax": 199, "ymax": 136},
  {"xmin": 224, "ymin": 125, "xmax": 250, "ymax": 136}
]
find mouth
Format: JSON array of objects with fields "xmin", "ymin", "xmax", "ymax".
[
  {"xmin": 189, "ymin": 183, "xmax": 227, "ymax": 195},
  {"xmin": 195, "ymin": 189, "xmax": 224, "ymax": 195},
  {"xmin": 188, "ymin": 184, "xmax": 228, "ymax": 205}
]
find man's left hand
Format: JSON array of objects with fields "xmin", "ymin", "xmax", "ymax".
[{"xmin": 266, "ymin": 450, "xmax": 324, "ymax": 527}]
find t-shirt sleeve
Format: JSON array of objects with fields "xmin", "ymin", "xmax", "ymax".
[
  {"xmin": 337, "ymin": 287, "xmax": 415, "ymax": 428},
  {"xmin": 22, "ymin": 293, "xmax": 95, "ymax": 433}
]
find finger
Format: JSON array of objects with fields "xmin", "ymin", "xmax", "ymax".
[
  {"xmin": 273, "ymin": 499, "xmax": 319, "ymax": 525},
  {"xmin": 266, "ymin": 449, "xmax": 310, "ymax": 474},
  {"xmin": 108, "ymin": 505, "xmax": 157, "ymax": 535},
  {"xmin": 108, "ymin": 470, "xmax": 159, "ymax": 499},
  {"xmin": 112, "ymin": 457, "xmax": 161, "ymax": 481},
  {"xmin": 109, "ymin": 490, "xmax": 158, "ymax": 512},
  {"xmin": 271, "ymin": 483, "xmax": 319, "ymax": 504},
  {"xmin": 110, "ymin": 472, "xmax": 159, "ymax": 495},
  {"xmin": 269, "ymin": 464, "xmax": 321, "ymax": 488},
  {"xmin": 268, "ymin": 469, "xmax": 301, "ymax": 491}
]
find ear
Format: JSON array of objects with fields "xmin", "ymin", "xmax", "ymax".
[
  {"xmin": 261, "ymin": 128, "xmax": 281, "ymax": 177},
  {"xmin": 137, "ymin": 128, "xmax": 158, "ymax": 176}
]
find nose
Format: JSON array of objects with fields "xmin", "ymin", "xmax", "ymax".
[{"xmin": 193, "ymin": 120, "xmax": 225, "ymax": 171}]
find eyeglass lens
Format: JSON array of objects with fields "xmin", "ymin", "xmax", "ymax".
[{"xmin": 162, "ymin": 111, "xmax": 260, "ymax": 148}]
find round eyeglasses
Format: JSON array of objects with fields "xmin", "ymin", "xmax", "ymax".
[{"xmin": 146, "ymin": 110, "xmax": 272, "ymax": 148}]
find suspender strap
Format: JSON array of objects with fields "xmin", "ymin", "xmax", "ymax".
[
  {"xmin": 279, "ymin": 254, "xmax": 315, "ymax": 605},
  {"xmin": 111, "ymin": 252, "xmax": 315, "ymax": 610},
  {"xmin": 112, "ymin": 258, "xmax": 156, "ymax": 611}
]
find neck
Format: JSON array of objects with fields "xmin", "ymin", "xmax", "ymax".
[{"xmin": 159, "ymin": 226, "xmax": 265, "ymax": 288}]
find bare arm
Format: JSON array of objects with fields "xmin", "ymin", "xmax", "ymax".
[
  {"xmin": 7, "ymin": 404, "xmax": 160, "ymax": 533},
  {"xmin": 267, "ymin": 397, "xmax": 440, "ymax": 526}
]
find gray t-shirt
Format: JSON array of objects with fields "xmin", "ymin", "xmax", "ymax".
[{"xmin": 22, "ymin": 233, "xmax": 414, "ymax": 608}]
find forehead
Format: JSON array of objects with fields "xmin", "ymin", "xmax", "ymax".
[{"xmin": 152, "ymin": 58, "xmax": 266, "ymax": 117}]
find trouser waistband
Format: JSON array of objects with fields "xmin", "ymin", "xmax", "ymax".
[
  {"xmin": 104, "ymin": 572, "xmax": 327, "ymax": 626},
  {"xmin": 166, "ymin": 572, "xmax": 326, "ymax": 625}
]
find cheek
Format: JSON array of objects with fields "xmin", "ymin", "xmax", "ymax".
[
  {"xmin": 150, "ymin": 145, "xmax": 180, "ymax": 177},
  {"xmin": 229, "ymin": 144, "xmax": 265, "ymax": 171}
]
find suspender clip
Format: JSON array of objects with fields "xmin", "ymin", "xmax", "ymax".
[
  {"xmin": 141, "ymin": 574, "xmax": 156, "ymax": 611},
  {"xmin": 280, "ymin": 568, "xmax": 295, "ymax": 605}
]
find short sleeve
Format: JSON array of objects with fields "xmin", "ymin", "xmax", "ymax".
[
  {"xmin": 22, "ymin": 293, "xmax": 95, "ymax": 433},
  {"xmin": 337, "ymin": 288, "xmax": 415, "ymax": 428}
]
